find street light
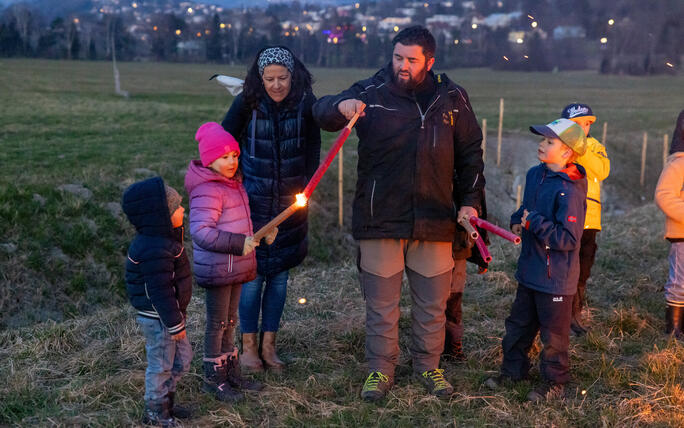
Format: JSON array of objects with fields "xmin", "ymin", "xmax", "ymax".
[
  {"xmin": 471, "ymin": 23, "xmax": 478, "ymax": 29},
  {"xmin": 600, "ymin": 37, "xmax": 608, "ymax": 44},
  {"xmin": 608, "ymin": 19, "xmax": 614, "ymax": 26}
]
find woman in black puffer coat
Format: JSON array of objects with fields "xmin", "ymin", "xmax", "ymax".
[{"xmin": 221, "ymin": 46, "xmax": 321, "ymax": 372}]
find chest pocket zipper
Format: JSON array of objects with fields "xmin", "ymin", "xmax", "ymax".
[{"xmin": 370, "ymin": 180, "xmax": 376, "ymax": 218}]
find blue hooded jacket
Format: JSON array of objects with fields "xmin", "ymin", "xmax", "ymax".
[
  {"xmin": 122, "ymin": 177, "xmax": 193, "ymax": 335},
  {"xmin": 511, "ymin": 163, "xmax": 587, "ymax": 296}
]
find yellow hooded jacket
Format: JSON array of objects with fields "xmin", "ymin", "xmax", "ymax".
[
  {"xmin": 655, "ymin": 152, "xmax": 684, "ymax": 239},
  {"xmin": 576, "ymin": 136, "xmax": 610, "ymax": 230}
]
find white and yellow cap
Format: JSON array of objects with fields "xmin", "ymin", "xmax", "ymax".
[{"xmin": 530, "ymin": 118, "xmax": 587, "ymax": 156}]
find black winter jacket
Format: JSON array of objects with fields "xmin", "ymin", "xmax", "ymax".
[
  {"xmin": 222, "ymin": 91, "xmax": 321, "ymax": 276},
  {"xmin": 122, "ymin": 177, "xmax": 193, "ymax": 334},
  {"xmin": 313, "ymin": 64, "xmax": 484, "ymax": 241}
]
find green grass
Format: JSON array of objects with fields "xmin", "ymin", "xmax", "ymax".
[{"xmin": 1, "ymin": 59, "xmax": 683, "ymax": 426}]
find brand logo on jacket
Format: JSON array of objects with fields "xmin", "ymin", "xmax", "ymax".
[
  {"xmin": 567, "ymin": 216, "xmax": 577, "ymax": 223},
  {"xmin": 553, "ymin": 296, "xmax": 563, "ymax": 302}
]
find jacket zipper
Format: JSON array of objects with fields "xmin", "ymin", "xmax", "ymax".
[
  {"xmin": 228, "ymin": 254, "xmax": 233, "ymax": 273},
  {"xmin": 415, "ymin": 95, "xmax": 441, "ymax": 129},
  {"xmin": 370, "ymin": 180, "xmax": 376, "ymax": 218},
  {"xmin": 433, "ymin": 125, "xmax": 437, "ymax": 148},
  {"xmin": 545, "ymin": 246, "xmax": 551, "ymax": 278}
]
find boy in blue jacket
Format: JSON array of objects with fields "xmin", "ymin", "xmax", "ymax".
[
  {"xmin": 485, "ymin": 119, "xmax": 587, "ymax": 402},
  {"xmin": 122, "ymin": 177, "xmax": 194, "ymax": 426}
]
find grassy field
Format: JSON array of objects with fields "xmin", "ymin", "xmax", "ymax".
[{"xmin": 1, "ymin": 59, "xmax": 683, "ymax": 426}]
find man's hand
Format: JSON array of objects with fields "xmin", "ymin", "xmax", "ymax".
[
  {"xmin": 457, "ymin": 206, "xmax": 478, "ymax": 223},
  {"xmin": 511, "ymin": 224, "xmax": 523, "ymax": 237},
  {"xmin": 171, "ymin": 330, "xmax": 186, "ymax": 341},
  {"xmin": 338, "ymin": 99, "xmax": 366, "ymax": 120}
]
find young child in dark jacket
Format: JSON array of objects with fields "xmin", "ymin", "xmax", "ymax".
[
  {"xmin": 185, "ymin": 122, "xmax": 276, "ymax": 402},
  {"xmin": 122, "ymin": 176, "xmax": 193, "ymax": 427},
  {"xmin": 485, "ymin": 119, "xmax": 588, "ymax": 402}
]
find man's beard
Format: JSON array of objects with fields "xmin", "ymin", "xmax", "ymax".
[{"xmin": 393, "ymin": 65, "xmax": 428, "ymax": 90}]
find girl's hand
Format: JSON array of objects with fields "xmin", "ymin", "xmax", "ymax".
[
  {"xmin": 264, "ymin": 227, "xmax": 278, "ymax": 245},
  {"xmin": 511, "ymin": 224, "xmax": 523, "ymax": 237},
  {"xmin": 242, "ymin": 236, "xmax": 259, "ymax": 256}
]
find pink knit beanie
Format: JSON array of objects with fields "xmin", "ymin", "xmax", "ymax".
[{"xmin": 195, "ymin": 122, "xmax": 240, "ymax": 167}]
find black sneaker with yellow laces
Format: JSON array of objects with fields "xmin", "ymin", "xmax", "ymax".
[
  {"xmin": 361, "ymin": 371, "xmax": 393, "ymax": 402},
  {"xmin": 418, "ymin": 369, "xmax": 453, "ymax": 399}
]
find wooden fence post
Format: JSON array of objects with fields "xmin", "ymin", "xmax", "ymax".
[
  {"xmin": 338, "ymin": 146, "xmax": 343, "ymax": 228},
  {"xmin": 516, "ymin": 184, "xmax": 522, "ymax": 210},
  {"xmin": 497, "ymin": 98, "xmax": 504, "ymax": 166},
  {"xmin": 640, "ymin": 132, "xmax": 648, "ymax": 187},
  {"xmin": 482, "ymin": 118, "xmax": 487, "ymax": 162},
  {"xmin": 602, "ymin": 122, "xmax": 607, "ymax": 145}
]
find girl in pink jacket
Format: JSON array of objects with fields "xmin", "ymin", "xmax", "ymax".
[
  {"xmin": 185, "ymin": 122, "xmax": 277, "ymax": 402},
  {"xmin": 655, "ymin": 110, "xmax": 684, "ymax": 339}
]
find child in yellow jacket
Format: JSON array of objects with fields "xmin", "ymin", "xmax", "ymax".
[
  {"xmin": 655, "ymin": 110, "xmax": 684, "ymax": 338},
  {"xmin": 561, "ymin": 104, "xmax": 610, "ymax": 336}
]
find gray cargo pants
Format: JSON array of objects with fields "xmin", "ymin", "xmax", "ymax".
[{"xmin": 359, "ymin": 239, "xmax": 453, "ymax": 377}]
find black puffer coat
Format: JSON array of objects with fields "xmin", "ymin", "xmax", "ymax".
[
  {"xmin": 313, "ymin": 64, "xmax": 484, "ymax": 241},
  {"xmin": 222, "ymin": 91, "xmax": 321, "ymax": 276},
  {"xmin": 122, "ymin": 177, "xmax": 192, "ymax": 334}
]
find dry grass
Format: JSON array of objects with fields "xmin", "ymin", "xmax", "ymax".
[{"xmin": 1, "ymin": 59, "xmax": 683, "ymax": 426}]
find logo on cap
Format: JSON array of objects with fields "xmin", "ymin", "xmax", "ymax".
[{"xmin": 566, "ymin": 105, "xmax": 590, "ymax": 118}]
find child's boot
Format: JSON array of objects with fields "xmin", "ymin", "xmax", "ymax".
[
  {"xmin": 225, "ymin": 350, "xmax": 264, "ymax": 391},
  {"xmin": 202, "ymin": 357, "xmax": 243, "ymax": 403},
  {"xmin": 665, "ymin": 304, "xmax": 684, "ymax": 338},
  {"xmin": 142, "ymin": 397, "xmax": 176, "ymax": 427},
  {"xmin": 166, "ymin": 391, "xmax": 192, "ymax": 420},
  {"xmin": 260, "ymin": 331, "xmax": 285, "ymax": 372},
  {"xmin": 240, "ymin": 333, "xmax": 264, "ymax": 373}
]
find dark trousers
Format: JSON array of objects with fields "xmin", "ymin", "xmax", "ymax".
[
  {"xmin": 573, "ymin": 229, "xmax": 598, "ymax": 318},
  {"xmin": 204, "ymin": 284, "xmax": 242, "ymax": 358},
  {"xmin": 501, "ymin": 284, "xmax": 573, "ymax": 384}
]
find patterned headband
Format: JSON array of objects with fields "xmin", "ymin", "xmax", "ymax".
[{"xmin": 257, "ymin": 47, "xmax": 295, "ymax": 75}]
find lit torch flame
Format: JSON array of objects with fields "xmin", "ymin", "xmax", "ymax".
[
  {"xmin": 298, "ymin": 297, "xmax": 307, "ymax": 304},
  {"xmin": 295, "ymin": 193, "xmax": 308, "ymax": 207}
]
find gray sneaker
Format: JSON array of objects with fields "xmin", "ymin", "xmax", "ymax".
[{"xmin": 418, "ymin": 369, "xmax": 453, "ymax": 399}]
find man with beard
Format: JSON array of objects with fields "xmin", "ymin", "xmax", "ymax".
[{"xmin": 313, "ymin": 26, "xmax": 484, "ymax": 401}]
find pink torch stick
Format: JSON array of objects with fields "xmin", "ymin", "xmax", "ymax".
[
  {"xmin": 253, "ymin": 107, "xmax": 364, "ymax": 242},
  {"xmin": 469, "ymin": 216, "xmax": 521, "ymax": 245},
  {"xmin": 474, "ymin": 235, "xmax": 492, "ymax": 263}
]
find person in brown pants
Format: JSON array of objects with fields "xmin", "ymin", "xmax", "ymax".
[{"xmin": 313, "ymin": 26, "xmax": 485, "ymax": 402}]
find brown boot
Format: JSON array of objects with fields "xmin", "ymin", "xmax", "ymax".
[
  {"xmin": 260, "ymin": 331, "xmax": 285, "ymax": 372},
  {"xmin": 240, "ymin": 333, "xmax": 264, "ymax": 373}
]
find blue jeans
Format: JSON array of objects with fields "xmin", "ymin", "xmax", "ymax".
[
  {"xmin": 239, "ymin": 270, "xmax": 289, "ymax": 333},
  {"xmin": 136, "ymin": 316, "xmax": 193, "ymax": 401},
  {"xmin": 666, "ymin": 242, "xmax": 684, "ymax": 305}
]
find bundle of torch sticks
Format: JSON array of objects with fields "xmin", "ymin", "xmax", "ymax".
[
  {"xmin": 252, "ymin": 105, "xmax": 520, "ymax": 265},
  {"xmin": 458, "ymin": 216, "xmax": 521, "ymax": 264}
]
